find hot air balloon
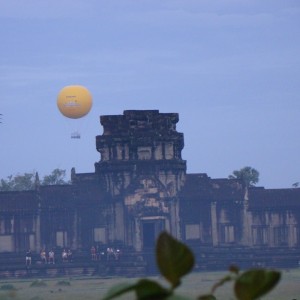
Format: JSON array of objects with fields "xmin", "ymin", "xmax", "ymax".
[{"xmin": 57, "ymin": 85, "xmax": 93, "ymax": 138}]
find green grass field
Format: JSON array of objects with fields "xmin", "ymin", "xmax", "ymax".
[{"xmin": 0, "ymin": 269, "xmax": 299, "ymax": 300}]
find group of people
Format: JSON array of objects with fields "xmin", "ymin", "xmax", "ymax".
[
  {"xmin": 25, "ymin": 248, "xmax": 73, "ymax": 266},
  {"xmin": 26, "ymin": 245, "xmax": 122, "ymax": 266},
  {"xmin": 90, "ymin": 246, "xmax": 122, "ymax": 261},
  {"xmin": 61, "ymin": 248, "xmax": 73, "ymax": 262},
  {"xmin": 107, "ymin": 247, "xmax": 122, "ymax": 261},
  {"xmin": 40, "ymin": 249, "xmax": 56, "ymax": 264}
]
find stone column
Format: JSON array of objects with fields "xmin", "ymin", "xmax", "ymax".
[
  {"xmin": 240, "ymin": 186, "xmax": 251, "ymax": 246},
  {"xmin": 169, "ymin": 198, "xmax": 181, "ymax": 240},
  {"xmin": 71, "ymin": 210, "xmax": 78, "ymax": 250},
  {"xmin": 287, "ymin": 212, "xmax": 296, "ymax": 247},
  {"xmin": 76, "ymin": 213, "xmax": 82, "ymax": 249},
  {"xmin": 134, "ymin": 217, "xmax": 142, "ymax": 251},
  {"xmin": 107, "ymin": 206, "xmax": 116, "ymax": 243},
  {"xmin": 243, "ymin": 210, "xmax": 253, "ymax": 246},
  {"xmin": 115, "ymin": 202, "xmax": 125, "ymax": 242},
  {"xmin": 35, "ymin": 211, "xmax": 41, "ymax": 251},
  {"xmin": 211, "ymin": 201, "xmax": 219, "ymax": 246},
  {"xmin": 268, "ymin": 212, "xmax": 275, "ymax": 247}
]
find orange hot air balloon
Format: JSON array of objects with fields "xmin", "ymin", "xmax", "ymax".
[{"xmin": 57, "ymin": 85, "xmax": 92, "ymax": 119}]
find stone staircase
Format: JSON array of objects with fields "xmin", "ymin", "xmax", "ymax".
[
  {"xmin": 1, "ymin": 246, "xmax": 298, "ymax": 279},
  {"xmin": 0, "ymin": 250, "xmax": 148, "ymax": 279},
  {"xmin": 187, "ymin": 244, "xmax": 300, "ymax": 271}
]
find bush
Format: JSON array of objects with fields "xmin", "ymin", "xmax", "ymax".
[
  {"xmin": 0, "ymin": 284, "xmax": 15, "ymax": 291},
  {"xmin": 56, "ymin": 280, "xmax": 71, "ymax": 286},
  {"xmin": 30, "ymin": 279, "xmax": 47, "ymax": 287}
]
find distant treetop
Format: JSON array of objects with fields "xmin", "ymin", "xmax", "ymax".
[
  {"xmin": 228, "ymin": 166, "xmax": 259, "ymax": 187},
  {"xmin": 0, "ymin": 168, "xmax": 70, "ymax": 191}
]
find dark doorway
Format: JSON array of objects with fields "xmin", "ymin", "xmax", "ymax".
[{"xmin": 143, "ymin": 222, "xmax": 155, "ymax": 248}]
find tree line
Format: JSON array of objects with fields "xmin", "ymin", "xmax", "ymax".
[
  {"xmin": 0, "ymin": 169, "xmax": 70, "ymax": 191},
  {"xmin": 0, "ymin": 167, "xmax": 260, "ymax": 192}
]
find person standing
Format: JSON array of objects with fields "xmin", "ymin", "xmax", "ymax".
[
  {"xmin": 67, "ymin": 249, "xmax": 73, "ymax": 262},
  {"xmin": 48, "ymin": 250, "xmax": 55, "ymax": 264},
  {"xmin": 26, "ymin": 249, "xmax": 32, "ymax": 266},
  {"xmin": 62, "ymin": 249, "xmax": 68, "ymax": 262},
  {"xmin": 40, "ymin": 249, "xmax": 47, "ymax": 264}
]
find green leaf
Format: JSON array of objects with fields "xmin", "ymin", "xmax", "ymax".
[
  {"xmin": 102, "ymin": 282, "xmax": 137, "ymax": 300},
  {"xmin": 156, "ymin": 231, "xmax": 195, "ymax": 289},
  {"xmin": 211, "ymin": 275, "xmax": 233, "ymax": 294},
  {"xmin": 102, "ymin": 279, "xmax": 171, "ymax": 300},
  {"xmin": 234, "ymin": 269, "xmax": 281, "ymax": 300},
  {"xmin": 166, "ymin": 294, "xmax": 194, "ymax": 300},
  {"xmin": 134, "ymin": 279, "xmax": 171, "ymax": 300},
  {"xmin": 198, "ymin": 295, "xmax": 217, "ymax": 300}
]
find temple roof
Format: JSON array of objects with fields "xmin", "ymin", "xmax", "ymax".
[
  {"xmin": 248, "ymin": 187, "xmax": 300, "ymax": 210},
  {"xmin": 180, "ymin": 173, "xmax": 244, "ymax": 202},
  {"xmin": 0, "ymin": 190, "xmax": 38, "ymax": 212},
  {"xmin": 99, "ymin": 110, "xmax": 180, "ymax": 137}
]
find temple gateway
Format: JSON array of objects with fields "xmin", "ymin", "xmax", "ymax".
[{"xmin": 0, "ymin": 110, "xmax": 300, "ymax": 268}]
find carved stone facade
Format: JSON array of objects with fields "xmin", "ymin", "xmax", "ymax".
[{"xmin": 0, "ymin": 110, "xmax": 300, "ymax": 256}]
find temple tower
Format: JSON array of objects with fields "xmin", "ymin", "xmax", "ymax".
[{"xmin": 95, "ymin": 110, "xmax": 186, "ymax": 250}]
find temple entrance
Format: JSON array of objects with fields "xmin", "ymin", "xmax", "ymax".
[
  {"xmin": 143, "ymin": 222, "xmax": 155, "ymax": 248},
  {"xmin": 142, "ymin": 219, "xmax": 165, "ymax": 249}
]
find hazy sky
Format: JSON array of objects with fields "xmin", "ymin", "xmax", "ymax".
[{"xmin": 0, "ymin": 0, "xmax": 299, "ymax": 188}]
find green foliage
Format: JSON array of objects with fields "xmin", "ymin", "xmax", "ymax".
[
  {"xmin": 103, "ymin": 232, "xmax": 193, "ymax": 300},
  {"xmin": 30, "ymin": 279, "xmax": 47, "ymax": 287},
  {"xmin": 56, "ymin": 280, "xmax": 71, "ymax": 286},
  {"xmin": 156, "ymin": 232, "xmax": 194, "ymax": 289},
  {"xmin": 0, "ymin": 284, "xmax": 15, "ymax": 291},
  {"xmin": 102, "ymin": 231, "xmax": 281, "ymax": 300},
  {"xmin": 0, "ymin": 169, "xmax": 70, "ymax": 191},
  {"xmin": 103, "ymin": 280, "xmax": 171, "ymax": 300},
  {"xmin": 42, "ymin": 168, "xmax": 70, "ymax": 185},
  {"xmin": 228, "ymin": 166, "xmax": 259, "ymax": 187},
  {"xmin": 234, "ymin": 269, "xmax": 281, "ymax": 300},
  {"xmin": 198, "ymin": 295, "xmax": 217, "ymax": 300},
  {"xmin": 0, "ymin": 173, "xmax": 35, "ymax": 191}
]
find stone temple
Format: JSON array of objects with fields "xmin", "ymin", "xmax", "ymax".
[{"xmin": 0, "ymin": 110, "xmax": 300, "ymax": 272}]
